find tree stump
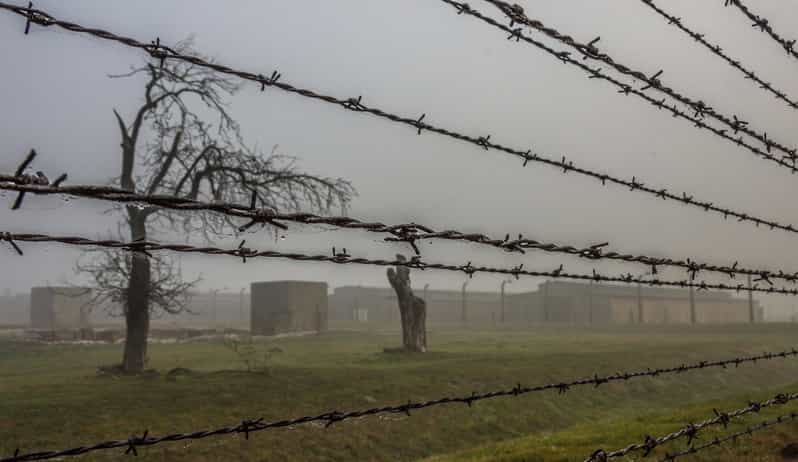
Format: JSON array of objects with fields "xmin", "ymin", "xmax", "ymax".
[{"xmin": 386, "ymin": 255, "xmax": 427, "ymax": 353}]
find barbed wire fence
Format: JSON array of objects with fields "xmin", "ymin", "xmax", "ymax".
[
  {"xmin": 447, "ymin": 0, "xmax": 798, "ymax": 171},
  {"xmin": 5, "ymin": 150, "xmax": 798, "ymax": 288},
  {"xmin": 2, "ymin": 349, "xmax": 797, "ymax": 462},
  {"xmin": 657, "ymin": 412, "xmax": 798, "ymax": 461},
  {"xmin": 9, "ymin": 230, "xmax": 798, "ymax": 296},
  {"xmin": 638, "ymin": 0, "xmax": 798, "ymax": 113},
  {"xmin": 2, "ymin": 0, "xmax": 798, "ymax": 460},
  {"xmin": 724, "ymin": 0, "xmax": 798, "ymax": 64},
  {"xmin": 3, "ymin": 2, "xmax": 798, "ymax": 239},
  {"xmin": 585, "ymin": 391, "xmax": 798, "ymax": 461}
]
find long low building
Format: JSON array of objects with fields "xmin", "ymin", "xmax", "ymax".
[
  {"xmin": 329, "ymin": 285, "xmax": 504, "ymax": 324},
  {"xmin": 330, "ymin": 281, "xmax": 763, "ymax": 325},
  {"xmin": 506, "ymin": 281, "xmax": 762, "ymax": 325}
]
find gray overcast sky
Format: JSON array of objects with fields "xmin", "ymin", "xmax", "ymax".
[{"xmin": 3, "ymin": 1, "xmax": 798, "ymax": 316}]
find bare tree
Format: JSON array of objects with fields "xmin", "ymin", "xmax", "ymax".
[
  {"xmin": 75, "ymin": 228, "xmax": 197, "ymax": 320},
  {"xmin": 79, "ymin": 39, "xmax": 356, "ymax": 373},
  {"xmin": 386, "ymin": 255, "xmax": 427, "ymax": 353}
]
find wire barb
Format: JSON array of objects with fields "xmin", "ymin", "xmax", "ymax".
[{"xmin": 725, "ymin": 0, "xmax": 798, "ymax": 63}]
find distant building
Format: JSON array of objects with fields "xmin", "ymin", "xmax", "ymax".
[
  {"xmin": 183, "ymin": 290, "xmax": 250, "ymax": 328},
  {"xmin": 506, "ymin": 281, "xmax": 762, "ymax": 325},
  {"xmin": 328, "ymin": 285, "xmax": 502, "ymax": 324},
  {"xmin": 29, "ymin": 287, "xmax": 92, "ymax": 330},
  {"xmin": 329, "ymin": 281, "xmax": 762, "ymax": 325},
  {"xmin": 250, "ymin": 281, "xmax": 327, "ymax": 335}
]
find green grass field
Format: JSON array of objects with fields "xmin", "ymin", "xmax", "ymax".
[{"xmin": 3, "ymin": 323, "xmax": 798, "ymax": 461}]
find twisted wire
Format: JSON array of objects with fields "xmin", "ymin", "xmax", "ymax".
[
  {"xmin": 2, "ymin": 230, "xmax": 798, "ymax": 296},
  {"xmin": 659, "ymin": 411, "xmax": 798, "ymax": 461},
  {"xmin": 639, "ymin": 0, "xmax": 798, "ymax": 113},
  {"xmin": 482, "ymin": 0, "xmax": 798, "ymax": 170},
  {"xmin": 725, "ymin": 0, "xmax": 798, "ymax": 64},
  {"xmin": 4, "ymin": 162, "xmax": 798, "ymax": 287},
  {"xmin": 3, "ymin": 348, "xmax": 796, "ymax": 462},
  {"xmin": 586, "ymin": 391, "xmax": 798, "ymax": 460},
  {"xmin": 1, "ymin": 2, "xmax": 797, "ymax": 239}
]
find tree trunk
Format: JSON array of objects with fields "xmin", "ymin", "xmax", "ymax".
[
  {"xmin": 386, "ymin": 255, "xmax": 427, "ymax": 353},
  {"xmin": 123, "ymin": 210, "xmax": 151, "ymax": 373}
]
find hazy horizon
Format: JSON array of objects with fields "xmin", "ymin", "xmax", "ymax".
[{"xmin": 3, "ymin": 1, "xmax": 798, "ymax": 319}]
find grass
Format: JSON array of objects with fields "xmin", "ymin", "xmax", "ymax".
[{"xmin": 2, "ymin": 323, "xmax": 798, "ymax": 461}]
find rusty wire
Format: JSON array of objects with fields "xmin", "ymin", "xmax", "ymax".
[
  {"xmin": 585, "ymin": 391, "xmax": 798, "ymax": 461},
  {"xmin": 724, "ymin": 0, "xmax": 798, "ymax": 64},
  {"xmin": 656, "ymin": 412, "xmax": 798, "ymax": 461},
  {"xmin": 5, "ymin": 150, "xmax": 798, "ymax": 287},
  {"xmin": 2, "ymin": 349, "xmax": 797, "ymax": 462},
  {"xmin": 1, "ymin": 3, "xmax": 798, "ymax": 238},
  {"xmin": 479, "ymin": 0, "xmax": 798, "ymax": 170},
  {"xmin": 4, "ymin": 230, "xmax": 798, "ymax": 296},
  {"xmin": 1, "ymin": 4, "xmax": 796, "ymax": 462},
  {"xmin": 639, "ymin": 0, "xmax": 798, "ymax": 112}
]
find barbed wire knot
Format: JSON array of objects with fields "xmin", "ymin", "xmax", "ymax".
[
  {"xmin": 124, "ymin": 430, "xmax": 148, "ymax": 456},
  {"xmin": 1, "ymin": 233, "xmax": 23, "ymax": 256},
  {"xmin": 238, "ymin": 418, "xmax": 263, "ymax": 439},
  {"xmin": 587, "ymin": 449, "xmax": 608, "ymax": 462},
  {"xmin": 713, "ymin": 408, "xmax": 731, "ymax": 427}
]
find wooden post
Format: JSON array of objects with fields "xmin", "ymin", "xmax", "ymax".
[
  {"xmin": 500, "ymin": 280, "xmax": 507, "ymax": 324},
  {"xmin": 239, "ymin": 288, "xmax": 245, "ymax": 326},
  {"xmin": 748, "ymin": 274, "xmax": 755, "ymax": 324},
  {"xmin": 542, "ymin": 282, "xmax": 550, "ymax": 323},
  {"xmin": 461, "ymin": 281, "xmax": 468, "ymax": 326},
  {"xmin": 636, "ymin": 283, "xmax": 643, "ymax": 324},
  {"xmin": 211, "ymin": 289, "xmax": 217, "ymax": 326},
  {"xmin": 423, "ymin": 284, "xmax": 429, "ymax": 306}
]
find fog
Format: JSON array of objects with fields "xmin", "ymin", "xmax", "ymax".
[{"xmin": 3, "ymin": 0, "xmax": 798, "ymax": 318}]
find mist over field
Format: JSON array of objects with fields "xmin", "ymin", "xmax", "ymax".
[{"xmin": 3, "ymin": 1, "xmax": 798, "ymax": 461}]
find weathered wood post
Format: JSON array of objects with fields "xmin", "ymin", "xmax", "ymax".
[
  {"xmin": 461, "ymin": 281, "xmax": 469, "ymax": 326},
  {"xmin": 748, "ymin": 274, "xmax": 755, "ymax": 324},
  {"xmin": 500, "ymin": 280, "xmax": 507, "ymax": 324},
  {"xmin": 386, "ymin": 255, "xmax": 427, "ymax": 353},
  {"xmin": 636, "ymin": 283, "xmax": 644, "ymax": 324}
]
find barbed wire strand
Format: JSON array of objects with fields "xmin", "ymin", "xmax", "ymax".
[
  {"xmin": 2, "ymin": 348, "xmax": 797, "ymax": 462},
  {"xmin": 724, "ymin": 0, "xmax": 798, "ymax": 64},
  {"xmin": 479, "ymin": 0, "xmax": 798, "ymax": 170},
  {"xmin": 1, "ymin": 4, "xmax": 798, "ymax": 239},
  {"xmin": 1, "ymin": 4, "xmax": 795, "ymax": 462},
  {"xmin": 4, "ymin": 230, "xmax": 798, "ymax": 296},
  {"xmin": 657, "ymin": 411, "xmax": 798, "ymax": 462},
  {"xmin": 585, "ymin": 391, "xmax": 798, "ymax": 461},
  {"xmin": 638, "ymin": 0, "xmax": 798, "ymax": 113},
  {"xmin": 5, "ymin": 150, "xmax": 798, "ymax": 287}
]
